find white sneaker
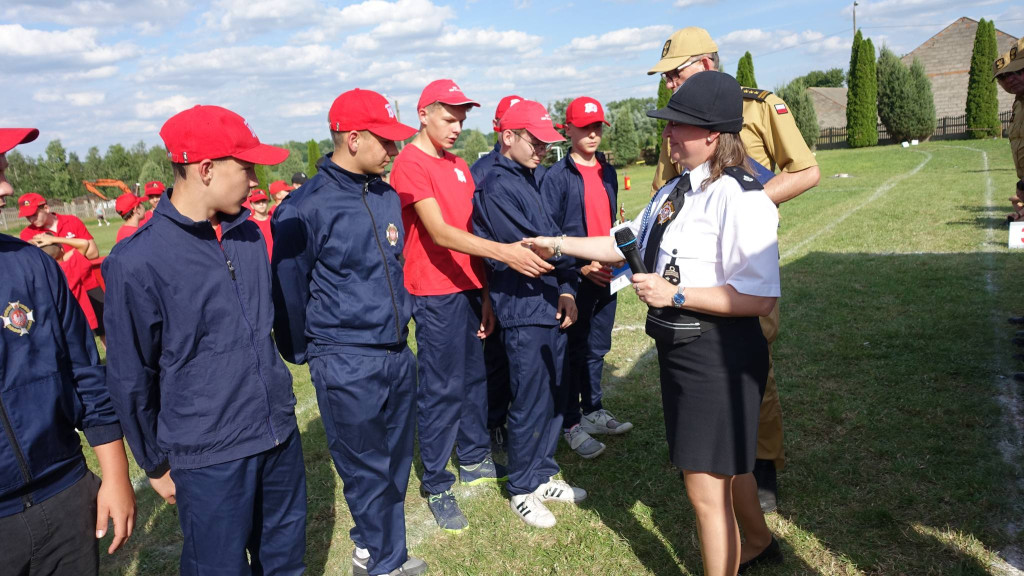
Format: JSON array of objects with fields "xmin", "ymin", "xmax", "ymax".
[
  {"xmin": 580, "ymin": 409, "xmax": 633, "ymax": 435},
  {"xmin": 510, "ymin": 493, "xmax": 556, "ymax": 528},
  {"xmin": 534, "ymin": 478, "xmax": 587, "ymax": 504}
]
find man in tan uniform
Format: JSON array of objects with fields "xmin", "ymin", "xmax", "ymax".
[
  {"xmin": 995, "ymin": 38, "xmax": 1024, "ymax": 208},
  {"xmin": 649, "ymin": 27, "xmax": 821, "ymax": 513}
]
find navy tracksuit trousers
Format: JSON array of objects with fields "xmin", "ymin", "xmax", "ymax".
[
  {"xmin": 172, "ymin": 429, "xmax": 307, "ymax": 576},
  {"xmin": 563, "ymin": 280, "xmax": 617, "ymax": 429},
  {"xmin": 309, "ymin": 347, "xmax": 416, "ymax": 576},
  {"xmin": 414, "ymin": 290, "xmax": 491, "ymax": 494},
  {"xmin": 484, "ymin": 326, "xmax": 511, "ymax": 431},
  {"xmin": 504, "ymin": 324, "xmax": 567, "ymax": 496}
]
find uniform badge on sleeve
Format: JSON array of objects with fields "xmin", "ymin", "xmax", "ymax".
[
  {"xmin": 386, "ymin": 223, "xmax": 399, "ymax": 247},
  {"xmin": 774, "ymin": 103, "xmax": 789, "ymax": 115},
  {"xmin": 2, "ymin": 302, "xmax": 35, "ymax": 336},
  {"xmin": 656, "ymin": 202, "xmax": 675, "ymax": 225}
]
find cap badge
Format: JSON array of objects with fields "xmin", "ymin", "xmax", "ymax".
[
  {"xmin": 449, "ymin": 84, "xmax": 461, "ymax": 92},
  {"xmin": 384, "ymin": 103, "xmax": 396, "ymax": 119},
  {"xmin": 2, "ymin": 301, "xmax": 35, "ymax": 337},
  {"xmin": 23, "ymin": 200, "xmax": 30, "ymax": 206},
  {"xmin": 386, "ymin": 223, "xmax": 399, "ymax": 247},
  {"xmin": 662, "ymin": 40, "xmax": 671, "ymax": 58},
  {"xmin": 1012, "ymin": 45, "xmax": 1018, "ymax": 60},
  {"xmin": 509, "ymin": 99, "xmax": 521, "ymax": 107},
  {"xmin": 541, "ymin": 114, "xmax": 551, "ymax": 121},
  {"xmin": 657, "ymin": 202, "xmax": 675, "ymax": 225},
  {"xmin": 454, "ymin": 167, "xmax": 467, "ymax": 183},
  {"xmin": 997, "ymin": 57, "xmax": 1006, "ymax": 70},
  {"xmin": 743, "ymin": 175, "xmax": 754, "ymax": 182},
  {"xmin": 244, "ymin": 120, "xmax": 257, "ymax": 139},
  {"xmin": 584, "ymin": 103, "xmax": 598, "ymax": 114}
]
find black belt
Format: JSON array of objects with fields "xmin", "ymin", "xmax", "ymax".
[{"xmin": 645, "ymin": 307, "xmax": 738, "ymax": 345}]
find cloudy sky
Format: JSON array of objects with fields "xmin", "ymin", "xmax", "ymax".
[{"xmin": 2, "ymin": 0, "xmax": 1022, "ymax": 157}]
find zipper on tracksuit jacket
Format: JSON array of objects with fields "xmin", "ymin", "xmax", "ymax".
[
  {"xmin": 361, "ymin": 181, "xmax": 403, "ymax": 343},
  {"xmin": 218, "ymin": 237, "xmax": 280, "ymax": 446},
  {"xmin": 0, "ymin": 397, "xmax": 34, "ymax": 508}
]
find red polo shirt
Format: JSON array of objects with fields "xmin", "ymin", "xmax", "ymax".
[
  {"xmin": 21, "ymin": 213, "xmax": 99, "ymax": 290},
  {"xmin": 391, "ymin": 144, "xmax": 483, "ymax": 296},
  {"xmin": 577, "ymin": 162, "xmax": 612, "ymax": 237}
]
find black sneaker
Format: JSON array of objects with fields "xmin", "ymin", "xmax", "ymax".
[
  {"xmin": 426, "ymin": 489, "xmax": 469, "ymax": 533},
  {"xmin": 387, "ymin": 557, "xmax": 428, "ymax": 575},
  {"xmin": 753, "ymin": 459, "xmax": 778, "ymax": 513},
  {"xmin": 459, "ymin": 455, "xmax": 508, "ymax": 485}
]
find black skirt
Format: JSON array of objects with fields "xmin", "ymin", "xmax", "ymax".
[{"xmin": 655, "ymin": 316, "xmax": 767, "ymax": 476}]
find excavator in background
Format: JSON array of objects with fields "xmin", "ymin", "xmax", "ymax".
[{"xmin": 82, "ymin": 179, "xmax": 134, "ymax": 200}]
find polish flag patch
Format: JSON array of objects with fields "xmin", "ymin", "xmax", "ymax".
[{"xmin": 774, "ymin": 103, "xmax": 789, "ymax": 115}]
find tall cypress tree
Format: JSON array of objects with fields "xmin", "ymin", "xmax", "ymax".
[
  {"xmin": 254, "ymin": 164, "xmax": 270, "ymax": 193},
  {"xmin": 847, "ymin": 29, "xmax": 862, "ymax": 87},
  {"xmin": 306, "ymin": 139, "xmax": 320, "ymax": 176},
  {"xmin": 848, "ymin": 35, "xmax": 878, "ymax": 148},
  {"xmin": 736, "ymin": 51, "xmax": 757, "ymax": 88},
  {"xmin": 965, "ymin": 18, "xmax": 1001, "ymax": 138}
]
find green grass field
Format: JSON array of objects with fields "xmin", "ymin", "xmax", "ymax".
[{"xmin": 51, "ymin": 140, "xmax": 1024, "ymax": 575}]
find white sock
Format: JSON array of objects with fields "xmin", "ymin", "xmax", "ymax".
[{"xmin": 355, "ymin": 547, "xmax": 370, "ymax": 560}]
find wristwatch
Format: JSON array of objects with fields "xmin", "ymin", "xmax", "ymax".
[{"xmin": 672, "ymin": 287, "xmax": 686, "ymax": 309}]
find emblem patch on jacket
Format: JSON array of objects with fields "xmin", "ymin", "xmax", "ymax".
[
  {"xmin": 386, "ymin": 223, "xmax": 399, "ymax": 247},
  {"xmin": 2, "ymin": 301, "xmax": 35, "ymax": 336}
]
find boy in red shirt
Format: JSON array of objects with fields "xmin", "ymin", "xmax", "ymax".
[
  {"xmin": 40, "ymin": 243, "xmax": 100, "ymax": 336},
  {"xmin": 142, "ymin": 180, "xmax": 164, "ymax": 224},
  {"xmin": 390, "ymin": 79, "xmax": 553, "ymax": 533},
  {"xmin": 114, "ymin": 193, "xmax": 146, "ymax": 244},
  {"xmin": 248, "ymin": 189, "xmax": 273, "ymax": 260}
]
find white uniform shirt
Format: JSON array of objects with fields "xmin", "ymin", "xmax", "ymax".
[{"xmin": 626, "ymin": 161, "xmax": 781, "ymax": 298}]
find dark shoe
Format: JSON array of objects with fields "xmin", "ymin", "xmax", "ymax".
[
  {"xmin": 426, "ymin": 489, "xmax": 469, "ymax": 533},
  {"xmin": 752, "ymin": 459, "xmax": 778, "ymax": 513},
  {"xmin": 1014, "ymin": 373, "xmax": 1024, "ymax": 383},
  {"xmin": 1010, "ymin": 316, "xmax": 1024, "ymax": 325},
  {"xmin": 459, "ymin": 455, "xmax": 508, "ymax": 485},
  {"xmin": 388, "ymin": 556, "xmax": 428, "ymax": 575},
  {"xmin": 738, "ymin": 537, "xmax": 783, "ymax": 574}
]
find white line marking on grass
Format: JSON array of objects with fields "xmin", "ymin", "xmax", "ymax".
[{"xmin": 780, "ymin": 150, "xmax": 933, "ymax": 262}]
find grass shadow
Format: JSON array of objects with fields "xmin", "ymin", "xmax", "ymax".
[{"xmin": 301, "ymin": 416, "xmax": 337, "ymax": 576}]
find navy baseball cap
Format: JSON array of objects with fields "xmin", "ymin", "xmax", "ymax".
[{"xmin": 647, "ymin": 70, "xmax": 743, "ymax": 134}]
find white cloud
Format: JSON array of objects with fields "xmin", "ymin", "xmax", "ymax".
[
  {"xmin": 139, "ymin": 44, "xmax": 341, "ymax": 85},
  {"xmin": 564, "ymin": 25, "xmax": 673, "ymax": 55},
  {"xmin": 0, "ymin": 25, "xmax": 138, "ymax": 71},
  {"xmin": 1, "ymin": 0, "xmax": 188, "ymax": 32},
  {"xmin": 278, "ymin": 101, "xmax": 330, "ymax": 118},
  {"xmin": 135, "ymin": 95, "xmax": 198, "ymax": 119},
  {"xmin": 67, "ymin": 92, "xmax": 106, "ymax": 106},
  {"xmin": 322, "ymin": 0, "xmax": 454, "ymax": 35},
  {"xmin": 33, "ymin": 90, "xmax": 63, "ymax": 103},
  {"xmin": 674, "ymin": 0, "xmax": 717, "ymax": 6},
  {"xmin": 202, "ymin": 0, "xmax": 320, "ymax": 41},
  {"xmin": 717, "ymin": 28, "xmax": 848, "ymax": 58},
  {"xmin": 62, "ymin": 66, "xmax": 120, "ymax": 80}
]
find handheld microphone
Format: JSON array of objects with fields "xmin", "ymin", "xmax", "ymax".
[{"xmin": 614, "ymin": 228, "xmax": 647, "ymax": 275}]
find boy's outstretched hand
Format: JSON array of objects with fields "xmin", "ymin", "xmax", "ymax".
[{"xmin": 93, "ymin": 440, "xmax": 137, "ymax": 554}]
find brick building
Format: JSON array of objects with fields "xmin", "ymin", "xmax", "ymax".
[{"xmin": 900, "ymin": 16, "xmax": 1017, "ymax": 119}]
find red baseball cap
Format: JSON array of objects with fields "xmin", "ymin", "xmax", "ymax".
[
  {"xmin": 115, "ymin": 193, "xmax": 145, "ymax": 217},
  {"xmin": 268, "ymin": 180, "xmax": 293, "ymax": 196},
  {"xmin": 416, "ymin": 79, "xmax": 480, "ymax": 111},
  {"xmin": 249, "ymin": 189, "xmax": 269, "ymax": 203},
  {"xmin": 494, "ymin": 95, "xmax": 523, "ymax": 130},
  {"xmin": 0, "ymin": 128, "xmax": 40, "ymax": 155},
  {"xmin": 145, "ymin": 180, "xmax": 165, "ymax": 197},
  {"xmin": 328, "ymin": 89, "xmax": 417, "ymax": 142},
  {"xmin": 17, "ymin": 192, "xmax": 46, "ymax": 218},
  {"xmin": 499, "ymin": 101, "xmax": 565, "ymax": 143},
  {"xmin": 565, "ymin": 97, "xmax": 610, "ymax": 128},
  {"xmin": 160, "ymin": 105, "xmax": 289, "ymax": 165}
]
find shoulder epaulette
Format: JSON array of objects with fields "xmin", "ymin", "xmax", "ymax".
[
  {"xmin": 741, "ymin": 87, "xmax": 772, "ymax": 102},
  {"xmin": 723, "ymin": 166, "xmax": 763, "ymax": 191}
]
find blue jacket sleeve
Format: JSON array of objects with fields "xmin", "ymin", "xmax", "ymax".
[
  {"xmin": 271, "ymin": 201, "xmax": 316, "ymax": 365},
  {"xmin": 539, "ymin": 165, "xmax": 569, "ymax": 234},
  {"xmin": 101, "ymin": 253, "xmax": 166, "ymax": 476},
  {"xmin": 42, "ymin": 251, "xmax": 122, "ymax": 447}
]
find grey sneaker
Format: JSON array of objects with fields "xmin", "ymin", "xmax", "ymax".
[
  {"xmin": 352, "ymin": 548, "xmax": 370, "ymax": 576},
  {"xmin": 564, "ymin": 424, "xmax": 605, "ymax": 459},
  {"xmin": 580, "ymin": 408, "xmax": 633, "ymax": 435},
  {"xmin": 388, "ymin": 556, "xmax": 428, "ymax": 575}
]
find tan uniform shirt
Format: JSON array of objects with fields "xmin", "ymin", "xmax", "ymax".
[
  {"xmin": 653, "ymin": 90, "xmax": 818, "ymax": 192},
  {"xmin": 1012, "ymin": 94, "xmax": 1024, "ymax": 180}
]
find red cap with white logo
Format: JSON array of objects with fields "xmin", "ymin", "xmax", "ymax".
[
  {"xmin": 498, "ymin": 100, "xmax": 565, "ymax": 143},
  {"xmin": 160, "ymin": 105, "xmax": 289, "ymax": 165},
  {"xmin": 417, "ymin": 79, "xmax": 480, "ymax": 111},
  {"xmin": 493, "ymin": 95, "xmax": 523, "ymax": 130},
  {"xmin": 248, "ymin": 189, "xmax": 269, "ymax": 203},
  {"xmin": 565, "ymin": 97, "xmax": 610, "ymax": 128},
  {"xmin": 329, "ymin": 89, "xmax": 417, "ymax": 142},
  {"xmin": 145, "ymin": 180, "xmax": 165, "ymax": 197},
  {"xmin": 17, "ymin": 192, "xmax": 46, "ymax": 218}
]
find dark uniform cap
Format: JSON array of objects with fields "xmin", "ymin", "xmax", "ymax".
[{"xmin": 647, "ymin": 70, "xmax": 743, "ymax": 134}]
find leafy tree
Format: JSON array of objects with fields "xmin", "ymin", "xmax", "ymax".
[
  {"xmin": 847, "ymin": 34, "xmax": 878, "ymax": 148},
  {"xmin": 254, "ymin": 164, "xmax": 270, "ymax": 193},
  {"xmin": 608, "ymin": 109, "xmax": 640, "ymax": 166},
  {"xmin": 847, "ymin": 30, "xmax": 862, "ymax": 88},
  {"xmin": 453, "ymin": 129, "xmax": 490, "ymax": 165},
  {"xmin": 776, "ymin": 80, "xmax": 819, "ymax": 149},
  {"xmin": 103, "ymin": 144, "xmax": 135, "ymax": 184},
  {"xmin": 795, "ymin": 68, "xmax": 846, "ymax": 88},
  {"xmin": 137, "ymin": 159, "xmax": 166, "ymax": 189},
  {"xmin": 42, "ymin": 140, "xmax": 76, "ymax": 201},
  {"xmin": 5, "ymin": 150, "xmax": 45, "ymax": 197},
  {"xmin": 736, "ymin": 51, "xmax": 757, "ymax": 88},
  {"xmin": 876, "ymin": 47, "xmax": 936, "ymax": 142},
  {"xmin": 83, "ymin": 146, "xmax": 103, "ymax": 181},
  {"xmin": 547, "ymin": 97, "xmax": 573, "ymax": 127},
  {"xmin": 965, "ymin": 18, "xmax": 1001, "ymax": 138},
  {"xmin": 307, "ymin": 139, "xmax": 320, "ymax": 177},
  {"xmin": 67, "ymin": 152, "xmax": 85, "ymax": 195},
  {"xmin": 653, "ymin": 79, "xmax": 672, "ymax": 161}
]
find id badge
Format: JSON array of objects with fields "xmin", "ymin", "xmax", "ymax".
[{"xmin": 663, "ymin": 259, "xmax": 680, "ymax": 286}]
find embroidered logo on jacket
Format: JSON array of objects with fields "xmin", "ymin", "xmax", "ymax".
[
  {"xmin": 386, "ymin": 223, "xmax": 399, "ymax": 247},
  {"xmin": 2, "ymin": 301, "xmax": 35, "ymax": 336}
]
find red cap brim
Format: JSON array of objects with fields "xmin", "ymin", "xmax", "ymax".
[
  {"xmin": 18, "ymin": 203, "xmax": 41, "ymax": 218},
  {"xmin": 232, "ymin": 143, "xmax": 290, "ymax": 166},
  {"xmin": 368, "ymin": 122, "xmax": 418, "ymax": 142},
  {"xmin": 526, "ymin": 124, "xmax": 567, "ymax": 144},
  {"xmin": 0, "ymin": 128, "xmax": 40, "ymax": 155}
]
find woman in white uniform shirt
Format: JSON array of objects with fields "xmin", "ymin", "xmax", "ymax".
[{"xmin": 525, "ymin": 71, "xmax": 782, "ymax": 575}]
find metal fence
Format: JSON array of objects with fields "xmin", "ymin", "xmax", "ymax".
[
  {"xmin": 0, "ymin": 198, "xmax": 114, "ymax": 232},
  {"xmin": 816, "ymin": 109, "xmax": 1015, "ymax": 150}
]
